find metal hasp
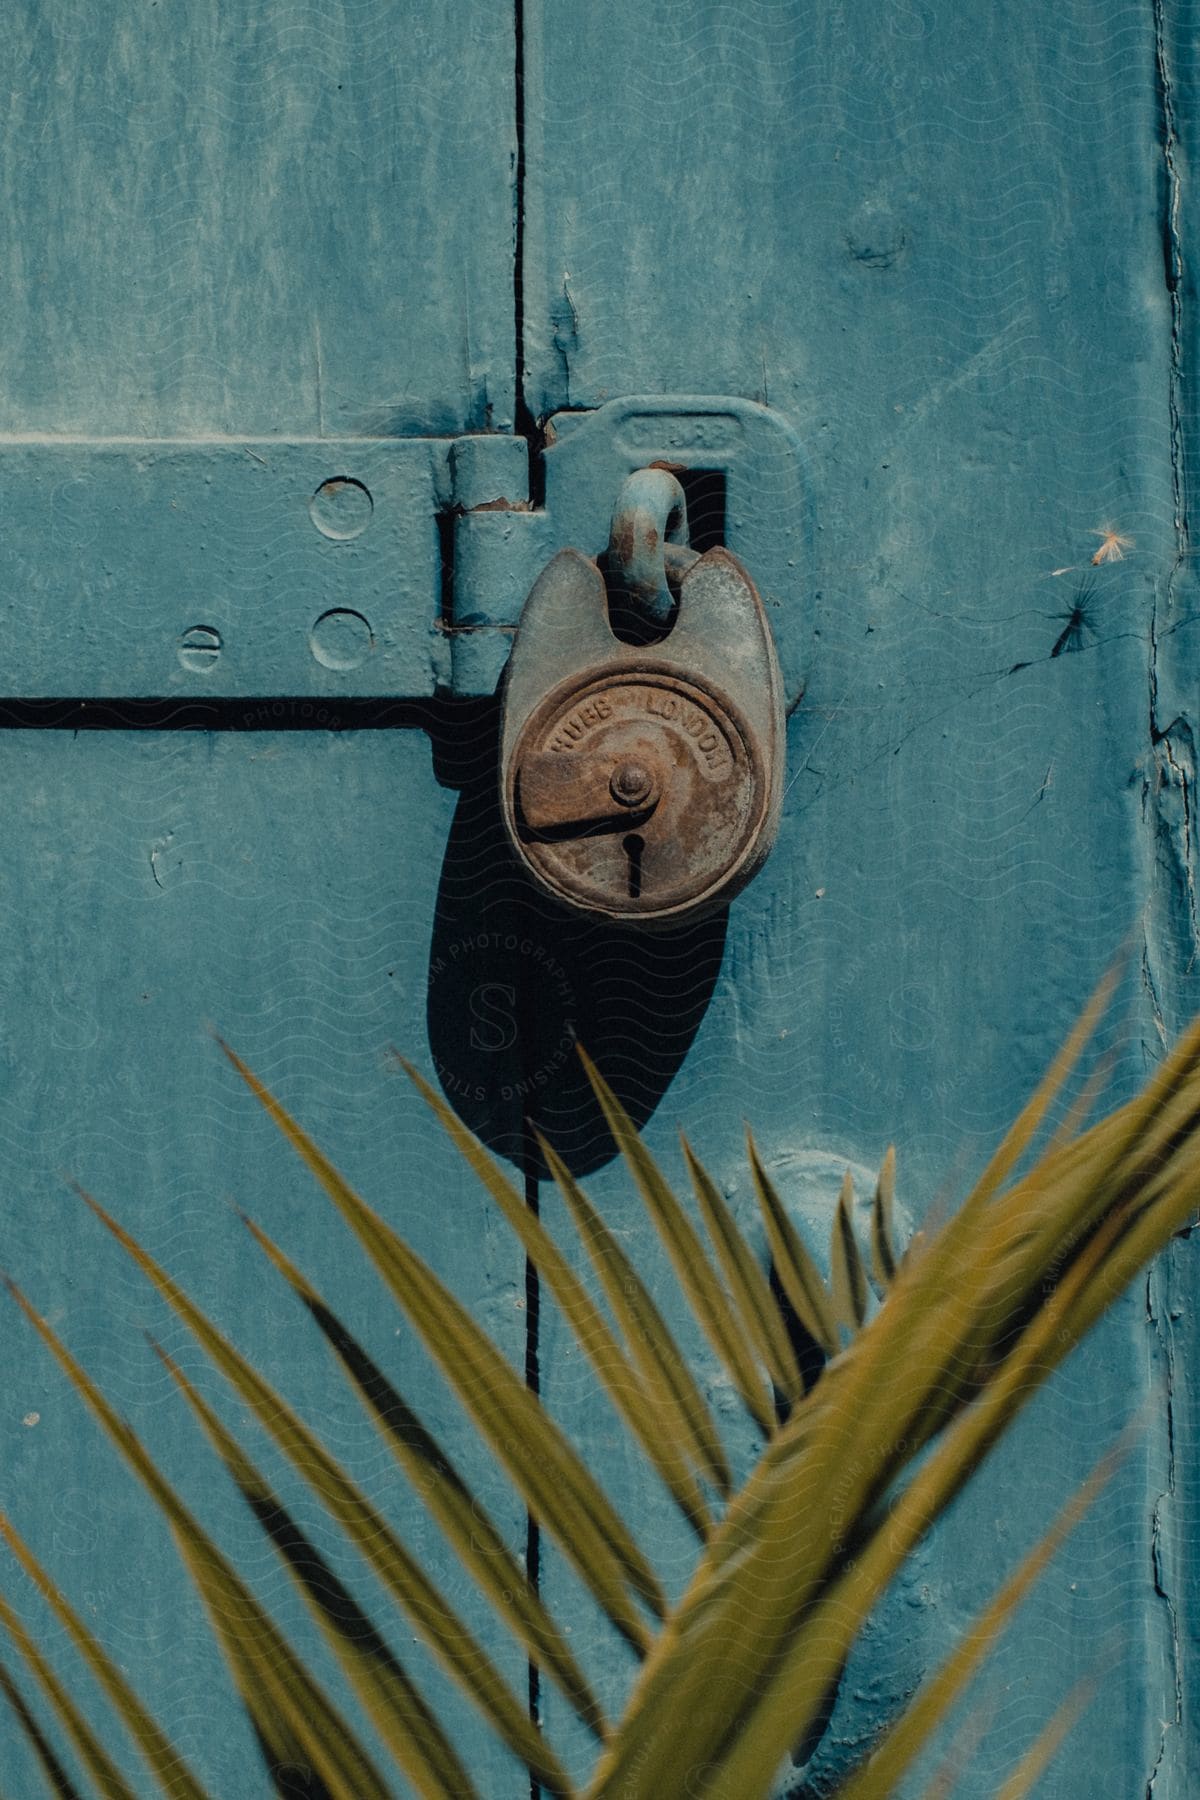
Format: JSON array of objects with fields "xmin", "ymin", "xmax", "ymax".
[{"xmin": 500, "ymin": 471, "xmax": 785, "ymax": 925}]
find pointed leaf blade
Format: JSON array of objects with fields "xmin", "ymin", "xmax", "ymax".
[
  {"xmin": 3, "ymin": 1277, "xmax": 399, "ymax": 1800},
  {"xmin": 399, "ymin": 1059, "xmax": 711, "ymax": 1543},
  {"xmin": 961, "ymin": 960, "xmax": 1122, "ymax": 1212},
  {"xmin": 830, "ymin": 1171, "xmax": 869, "ymax": 1333},
  {"xmin": 217, "ymin": 1041, "xmax": 662, "ymax": 1647},
  {"xmin": 0, "ymin": 1517, "xmax": 212, "ymax": 1800},
  {"xmin": 151, "ymin": 1340, "xmax": 484, "ymax": 1800},
  {"xmin": 869, "ymin": 1148, "xmax": 897, "ymax": 1292},
  {"xmin": 538, "ymin": 1136, "xmax": 732, "ymax": 1499},
  {"xmin": 586, "ymin": 1019, "xmax": 1200, "ymax": 1800},
  {"xmin": 0, "ymin": 1595, "xmax": 139, "ymax": 1800},
  {"xmin": 682, "ymin": 1139, "xmax": 803, "ymax": 1404},
  {"xmin": 0, "ymin": 1660, "xmax": 88, "ymax": 1800},
  {"xmin": 241, "ymin": 1210, "xmax": 607, "ymax": 1740},
  {"xmin": 828, "ymin": 1445, "xmax": 1121, "ymax": 1800},
  {"xmin": 577, "ymin": 1048, "xmax": 774, "ymax": 1434},
  {"xmin": 81, "ymin": 1191, "xmax": 574, "ymax": 1798},
  {"xmin": 992, "ymin": 1678, "xmax": 1095, "ymax": 1800},
  {"xmin": 746, "ymin": 1132, "xmax": 839, "ymax": 1357}
]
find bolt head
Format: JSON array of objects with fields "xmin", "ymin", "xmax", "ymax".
[{"xmin": 611, "ymin": 762, "xmax": 654, "ymax": 807}]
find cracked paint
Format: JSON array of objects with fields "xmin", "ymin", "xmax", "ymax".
[
  {"xmin": 1143, "ymin": 6, "xmax": 1195, "ymax": 1794},
  {"xmin": 1145, "ymin": 1268, "xmax": 1183, "ymax": 1797}
]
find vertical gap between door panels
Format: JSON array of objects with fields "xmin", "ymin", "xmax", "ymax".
[
  {"xmin": 513, "ymin": 2, "xmax": 547, "ymax": 1789},
  {"xmin": 515, "ymin": 900, "xmax": 546, "ymax": 1798},
  {"xmin": 511, "ymin": 0, "xmax": 533, "ymax": 446},
  {"xmin": 5, "ymin": 687, "xmax": 555, "ymax": 1793},
  {"xmin": 512, "ymin": 0, "xmax": 546, "ymax": 509},
  {"xmin": 521, "ymin": 1146, "xmax": 543, "ymax": 1795}
]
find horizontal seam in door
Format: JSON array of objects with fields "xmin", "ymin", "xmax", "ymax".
[{"xmin": 0, "ymin": 698, "xmax": 494, "ymax": 732}]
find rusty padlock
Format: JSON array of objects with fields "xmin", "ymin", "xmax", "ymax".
[{"xmin": 499, "ymin": 470, "xmax": 784, "ymax": 924}]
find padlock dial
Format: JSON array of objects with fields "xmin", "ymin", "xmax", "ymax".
[{"xmin": 508, "ymin": 666, "xmax": 767, "ymax": 921}]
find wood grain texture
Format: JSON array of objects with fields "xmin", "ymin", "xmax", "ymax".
[
  {"xmin": 0, "ymin": 1, "xmax": 515, "ymax": 435},
  {"xmin": 0, "ymin": 728, "xmax": 530, "ymax": 1796},
  {"xmin": 0, "ymin": 6, "xmax": 524, "ymax": 1791}
]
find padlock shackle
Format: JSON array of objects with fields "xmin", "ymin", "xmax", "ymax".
[{"xmin": 606, "ymin": 468, "xmax": 699, "ymax": 630}]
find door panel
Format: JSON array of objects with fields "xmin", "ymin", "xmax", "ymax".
[
  {"xmin": 525, "ymin": 2, "xmax": 1188, "ymax": 1792},
  {"xmin": 0, "ymin": 725, "xmax": 532, "ymax": 1795},
  {"xmin": 1, "ymin": 2, "xmax": 515, "ymax": 435},
  {"xmin": 0, "ymin": 5, "xmax": 525, "ymax": 1791}
]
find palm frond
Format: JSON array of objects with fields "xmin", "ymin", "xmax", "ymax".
[
  {"xmin": 827, "ymin": 1434, "xmax": 1125, "ymax": 1799},
  {"xmin": 0, "ymin": 1517, "xmax": 211, "ymax": 1800},
  {"xmin": 0, "ymin": 1660, "xmax": 88, "ymax": 1800},
  {"xmin": 869, "ymin": 1146, "xmax": 897, "ymax": 1292},
  {"xmin": 830, "ymin": 1170, "xmax": 869, "ymax": 1332},
  {"xmin": 539, "ymin": 1133, "xmax": 730, "ymax": 1500},
  {"xmin": 583, "ymin": 1007, "xmax": 1200, "ymax": 1796},
  {"xmin": 217, "ymin": 1040, "xmax": 662, "ymax": 1650},
  {"xmin": 4, "ymin": 1278, "xmax": 396, "ymax": 1800},
  {"xmin": 398, "ymin": 1060, "xmax": 714, "ymax": 1537},
  {"xmin": 1, "ymin": 977, "xmax": 1194, "ymax": 1800},
  {"xmin": 149, "ymin": 1339, "xmax": 482, "ymax": 1800},
  {"xmin": 0, "ymin": 1606, "xmax": 136, "ymax": 1800},
  {"xmin": 578, "ymin": 1047, "xmax": 775, "ymax": 1434},
  {"xmin": 745, "ymin": 1129, "xmax": 840, "ymax": 1356},
  {"xmin": 237, "ymin": 1210, "xmax": 604, "ymax": 1739},
  {"xmin": 990, "ymin": 1678, "xmax": 1096, "ymax": 1800},
  {"xmin": 681, "ymin": 1138, "xmax": 803, "ymax": 1403},
  {"xmin": 78, "ymin": 1189, "xmax": 572, "ymax": 1798}
]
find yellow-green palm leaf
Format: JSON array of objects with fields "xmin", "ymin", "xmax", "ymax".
[{"xmin": 1, "ymin": 980, "xmax": 1194, "ymax": 1800}]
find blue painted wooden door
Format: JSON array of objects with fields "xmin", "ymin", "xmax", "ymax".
[
  {"xmin": 522, "ymin": 6, "xmax": 1199, "ymax": 1792},
  {"xmin": 0, "ymin": 7, "xmax": 530, "ymax": 1797},
  {"xmin": 1, "ymin": 3, "xmax": 1197, "ymax": 1797}
]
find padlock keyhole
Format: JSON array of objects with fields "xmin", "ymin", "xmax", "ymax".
[{"xmin": 624, "ymin": 833, "xmax": 645, "ymax": 899}]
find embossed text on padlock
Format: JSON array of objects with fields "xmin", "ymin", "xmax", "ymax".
[{"xmin": 499, "ymin": 536, "xmax": 784, "ymax": 925}]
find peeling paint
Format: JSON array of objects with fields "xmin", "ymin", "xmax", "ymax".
[{"xmin": 550, "ymin": 274, "xmax": 580, "ymax": 405}]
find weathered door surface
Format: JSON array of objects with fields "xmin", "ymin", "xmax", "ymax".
[
  {"xmin": 1, "ymin": 3, "xmax": 1197, "ymax": 1797},
  {"xmin": 0, "ymin": 7, "xmax": 527, "ymax": 1797},
  {"xmin": 521, "ymin": 4, "xmax": 1200, "ymax": 1793}
]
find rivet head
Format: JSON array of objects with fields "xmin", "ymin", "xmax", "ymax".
[
  {"xmin": 178, "ymin": 625, "xmax": 222, "ymax": 673},
  {"xmin": 309, "ymin": 477, "xmax": 373, "ymax": 540},
  {"xmin": 610, "ymin": 762, "xmax": 654, "ymax": 807},
  {"xmin": 309, "ymin": 608, "xmax": 374, "ymax": 671}
]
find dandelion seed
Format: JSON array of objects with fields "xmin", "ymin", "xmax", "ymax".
[{"xmin": 1091, "ymin": 526, "xmax": 1134, "ymax": 565}]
